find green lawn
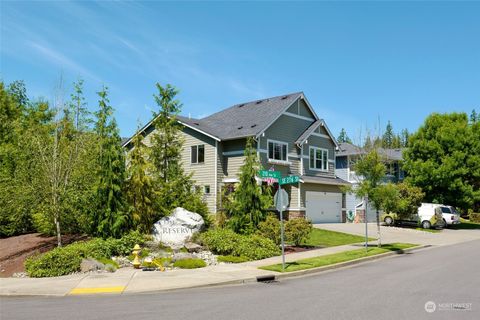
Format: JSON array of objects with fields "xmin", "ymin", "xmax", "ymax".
[
  {"xmin": 451, "ymin": 219, "xmax": 480, "ymax": 230},
  {"xmin": 260, "ymin": 243, "xmax": 417, "ymax": 273},
  {"xmin": 302, "ymin": 228, "xmax": 374, "ymax": 247}
]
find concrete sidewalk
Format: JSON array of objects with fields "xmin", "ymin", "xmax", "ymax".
[
  {"xmin": 3, "ymin": 224, "xmax": 478, "ymax": 297},
  {"xmin": 0, "ymin": 243, "xmax": 372, "ymax": 296}
]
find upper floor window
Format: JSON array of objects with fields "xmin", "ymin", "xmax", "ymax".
[
  {"xmin": 191, "ymin": 145, "xmax": 205, "ymax": 164},
  {"xmin": 268, "ymin": 140, "xmax": 288, "ymax": 161},
  {"xmin": 309, "ymin": 147, "xmax": 328, "ymax": 171}
]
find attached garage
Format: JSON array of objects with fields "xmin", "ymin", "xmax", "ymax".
[{"xmin": 306, "ymin": 191, "xmax": 342, "ymax": 223}]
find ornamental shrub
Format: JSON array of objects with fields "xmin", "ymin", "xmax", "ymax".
[
  {"xmin": 200, "ymin": 228, "xmax": 280, "ymax": 260},
  {"xmin": 233, "ymin": 235, "xmax": 280, "ymax": 260},
  {"xmin": 173, "ymin": 258, "xmax": 206, "ymax": 269},
  {"xmin": 200, "ymin": 228, "xmax": 240, "ymax": 255},
  {"xmin": 25, "ymin": 231, "xmax": 146, "ymax": 278},
  {"xmin": 256, "ymin": 214, "xmax": 281, "ymax": 245},
  {"xmin": 285, "ymin": 218, "xmax": 313, "ymax": 246},
  {"xmin": 25, "ymin": 246, "xmax": 83, "ymax": 277}
]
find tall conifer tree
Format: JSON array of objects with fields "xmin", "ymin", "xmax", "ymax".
[{"xmin": 92, "ymin": 86, "xmax": 127, "ymax": 238}]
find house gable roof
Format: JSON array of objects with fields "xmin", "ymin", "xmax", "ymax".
[
  {"xmin": 197, "ymin": 92, "xmax": 304, "ymax": 140},
  {"xmin": 122, "ymin": 92, "xmax": 330, "ymax": 147},
  {"xmin": 295, "ymin": 119, "xmax": 340, "ymax": 149}
]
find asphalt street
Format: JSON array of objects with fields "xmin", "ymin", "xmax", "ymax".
[{"xmin": 1, "ymin": 240, "xmax": 479, "ymax": 320}]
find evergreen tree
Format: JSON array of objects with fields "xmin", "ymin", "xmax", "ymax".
[
  {"xmin": 125, "ymin": 126, "xmax": 156, "ymax": 233},
  {"xmin": 400, "ymin": 128, "xmax": 410, "ymax": 147},
  {"xmin": 382, "ymin": 121, "xmax": 394, "ymax": 148},
  {"xmin": 92, "ymin": 86, "xmax": 128, "ymax": 238},
  {"xmin": 471, "ymin": 109, "xmax": 478, "ymax": 124},
  {"xmin": 337, "ymin": 128, "xmax": 352, "ymax": 144},
  {"xmin": 69, "ymin": 79, "xmax": 91, "ymax": 132},
  {"xmin": 228, "ymin": 137, "xmax": 272, "ymax": 234},
  {"xmin": 149, "ymin": 83, "xmax": 209, "ymax": 222},
  {"xmin": 391, "ymin": 134, "xmax": 402, "ymax": 148}
]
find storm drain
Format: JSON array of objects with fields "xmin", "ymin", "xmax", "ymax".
[{"xmin": 256, "ymin": 275, "xmax": 276, "ymax": 283}]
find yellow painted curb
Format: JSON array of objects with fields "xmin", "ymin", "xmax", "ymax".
[{"xmin": 69, "ymin": 286, "xmax": 125, "ymax": 295}]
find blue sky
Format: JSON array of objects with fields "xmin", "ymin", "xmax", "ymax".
[{"xmin": 1, "ymin": 1, "xmax": 479, "ymax": 142}]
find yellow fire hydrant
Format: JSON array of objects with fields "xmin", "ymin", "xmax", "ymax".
[{"xmin": 132, "ymin": 244, "xmax": 141, "ymax": 269}]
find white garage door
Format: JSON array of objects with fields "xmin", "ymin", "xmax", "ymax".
[{"xmin": 306, "ymin": 191, "xmax": 342, "ymax": 223}]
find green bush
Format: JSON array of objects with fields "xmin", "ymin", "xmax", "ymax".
[
  {"xmin": 173, "ymin": 258, "xmax": 206, "ymax": 269},
  {"xmin": 256, "ymin": 214, "xmax": 281, "ymax": 245},
  {"xmin": 285, "ymin": 218, "xmax": 313, "ymax": 246},
  {"xmin": 201, "ymin": 228, "xmax": 280, "ymax": 260},
  {"xmin": 25, "ymin": 246, "xmax": 83, "ymax": 277},
  {"xmin": 217, "ymin": 255, "xmax": 250, "ymax": 263},
  {"xmin": 469, "ymin": 212, "xmax": 480, "ymax": 223},
  {"xmin": 233, "ymin": 235, "xmax": 280, "ymax": 260},
  {"xmin": 25, "ymin": 231, "xmax": 146, "ymax": 278},
  {"xmin": 200, "ymin": 228, "xmax": 240, "ymax": 255}
]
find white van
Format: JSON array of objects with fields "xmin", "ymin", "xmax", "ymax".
[
  {"xmin": 382, "ymin": 203, "xmax": 444, "ymax": 229},
  {"xmin": 418, "ymin": 203, "xmax": 449, "ymax": 229}
]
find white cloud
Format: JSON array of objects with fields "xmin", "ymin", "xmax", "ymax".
[{"xmin": 28, "ymin": 41, "xmax": 102, "ymax": 84}]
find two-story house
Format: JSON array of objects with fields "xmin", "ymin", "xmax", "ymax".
[
  {"xmin": 335, "ymin": 142, "xmax": 405, "ymax": 222},
  {"xmin": 123, "ymin": 92, "xmax": 350, "ymax": 223}
]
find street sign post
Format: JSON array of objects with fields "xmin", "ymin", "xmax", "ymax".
[
  {"xmin": 279, "ymin": 175, "xmax": 300, "ymax": 185},
  {"xmin": 274, "ymin": 187, "xmax": 290, "ymax": 272},
  {"xmin": 258, "ymin": 170, "xmax": 281, "ymax": 179}
]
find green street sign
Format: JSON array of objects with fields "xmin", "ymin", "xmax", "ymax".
[
  {"xmin": 258, "ymin": 170, "xmax": 281, "ymax": 179},
  {"xmin": 279, "ymin": 175, "xmax": 300, "ymax": 185}
]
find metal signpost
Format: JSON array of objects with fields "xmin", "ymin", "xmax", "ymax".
[
  {"xmin": 274, "ymin": 187, "xmax": 289, "ymax": 271},
  {"xmin": 365, "ymin": 195, "xmax": 369, "ymax": 253},
  {"xmin": 259, "ymin": 170, "xmax": 300, "ymax": 271},
  {"xmin": 273, "ymin": 174, "xmax": 300, "ymax": 272}
]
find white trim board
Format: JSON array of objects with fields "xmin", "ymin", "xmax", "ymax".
[{"xmin": 283, "ymin": 112, "xmax": 315, "ymax": 122}]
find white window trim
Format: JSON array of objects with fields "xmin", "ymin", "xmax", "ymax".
[
  {"xmin": 267, "ymin": 139, "xmax": 289, "ymax": 162},
  {"xmin": 191, "ymin": 144, "xmax": 205, "ymax": 164},
  {"xmin": 309, "ymin": 146, "xmax": 329, "ymax": 172}
]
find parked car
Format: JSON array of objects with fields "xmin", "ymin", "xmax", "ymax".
[
  {"xmin": 442, "ymin": 205, "xmax": 461, "ymax": 227},
  {"xmin": 382, "ymin": 203, "xmax": 445, "ymax": 229}
]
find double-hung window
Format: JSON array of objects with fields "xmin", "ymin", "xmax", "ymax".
[
  {"xmin": 191, "ymin": 145, "xmax": 205, "ymax": 164},
  {"xmin": 268, "ymin": 140, "xmax": 288, "ymax": 162},
  {"xmin": 309, "ymin": 147, "xmax": 328, "ymax": 171}
]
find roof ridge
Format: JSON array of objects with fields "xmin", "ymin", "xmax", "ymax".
[{"xmin": 201, "ymin": 91, "xmax": 303, "ymax": 120}]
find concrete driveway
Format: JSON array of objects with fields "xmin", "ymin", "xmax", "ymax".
[{"xmin": 314, "ymin": 223, "xmax": 480, "ymax": 246}]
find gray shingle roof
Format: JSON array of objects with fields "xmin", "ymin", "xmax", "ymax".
[
  {"xmin": 336, "ymin": 142, "xmax": 404, "ymax": 161},
  {"xmin": 336, "ymin": 142, "xmax": 365, "ymax": 156},
  {"xmin": 123, "ymin": 91, "xmax": 310, "ymax": 147},
  {"xmin": 182, "ymin": 92, "xmax": 303, "ymax": 140}
]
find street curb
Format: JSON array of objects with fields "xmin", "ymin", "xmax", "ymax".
[
  {"xmin": 264, "ymin": 244, "xmax": 431, "ymax": 281},
  {"xmin": 0, "ymin": 245, "xmax": 431, "ymax": 297}
]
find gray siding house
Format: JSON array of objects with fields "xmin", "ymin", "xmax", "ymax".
[
  {"xmin": 335, "ymin": 142, "xmax": 405, "ymax": 222},
  {"xmin": 123, "ymin": 92, "xmax": 350, "ymax": 223}
]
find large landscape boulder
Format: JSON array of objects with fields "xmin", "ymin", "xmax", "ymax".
[{"xmin": 152, "ymin": 207, "xmax": 204, "ymax": 248}]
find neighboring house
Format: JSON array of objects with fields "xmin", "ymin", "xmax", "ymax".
[
  {"xmin": 123, "ymin": 92, "xmax": 350, "ymax": 223},
  {"xmin": 335, "ymin": 142, "xmax": 405, "ymax": 222}
]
